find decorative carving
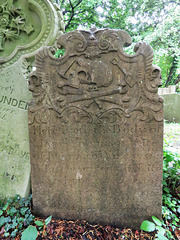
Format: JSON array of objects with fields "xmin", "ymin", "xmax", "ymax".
[
  {"xmin": 29, "ymin": 28, "xmax": 163, "ymax": 124},
  {"xmin": 0, "ymin": 1, "xmax": 33, "ymax": 51},
  {"xmin": 0, "ymin": 0, "xmax": 63, "ymax": 68},
  {"xmin": 21, "ymin": 59, "xmax": 33, "ymax": 80}
]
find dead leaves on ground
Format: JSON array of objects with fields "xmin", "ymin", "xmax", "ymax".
[
  {"xmin": 1, "ymin": 218, "xmax": 179, "ymax": 239},
  {"xmin": 13, "ymin": 218, "xmax": 156, "ymax": 240}
]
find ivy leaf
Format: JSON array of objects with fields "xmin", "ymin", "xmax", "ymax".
[
  {"xmin": 156, "ymin": 226, "xmax": 166, "ymax": 235},
  {"xmin": 140, "ymin": 220, "xmax": 156, "ymax": 232},
  {"xmin": 11, "ymin": 229, "xmax": 18, "ymax": 237},
  {"xmin": 17, "ymin": 217, "xmax": 24, "ymax": 223},
  {"xmin": 4, "ymin": 232, "xmax": 9, "ymax": 237},
  {"xmin": 3, "ymin": 203, "xmax": 9, "ymax": 211},
  {"xmin": 0, "ymin": 216, "xmax": 5, "ymax": 227},
  {"xmin": 4, "ymin": 223, "xmax": 12, "ymax": 232},
  {"xmin": 9, "ymin": 207, "xmax": 17, "ymax": 216},
  {"xmin": 155, "ymin": 233, "xmax": 169, "ymax": 240},
  {"xmin": 163, "ymin": 187, "xmax": 170, "ymax": 193},
  {"xmin": 4, "ymin": 216, "xmax": 12, "ymax": 223},
  {"xmin": 20, "ymin": 207, "xmax": 28, "ymax": 216},
  {"xmin": 21, "ymin": 225, "xmax": 38, "ymax": 240},
  {"xmin": 12, "ymin": 219, "xmax": 18, "ymax": 228},
  {"xmin": 152, "ymin": 216, "xmax": 163, "ymax": 226}
]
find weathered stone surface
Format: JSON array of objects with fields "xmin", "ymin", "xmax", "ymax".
[
  {"xmin": 161, "ymin": 93, "xmax": 180, "ymax": 123},
  {"xmin": 28, "ymin": 28, "xmax": 164, "ymax": 228},
  {"xmin": 0, "ymin": 59, "xmax": 31, "ymax": 198},
  {"xmin": 0, "ymin": 0, "xmax": 64, "ymax": 200}
]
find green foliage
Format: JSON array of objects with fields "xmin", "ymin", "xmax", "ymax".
[
  {"xmin": 21, "ymin": 225, "xmax": 38, "ymax": 240},
  {"xmin": 35, "ymin": 215, "xmax": 52, "ymax": 230},
  {"xmin": 140, "ymin": 220, "xmax": 156, "ymax": 232},
  {"xmin": 0, "ymin": 195, "xmax": 35, "ymax": 238},
  {"xmin": 20, "ymin": 215, "xmax": 52, "ymax": 238},
  {"xmin": 162, "ymin": 148, "xmax": 180, "ymax": 230},
  {"xmin": 35, "ymin": 220, "xmax": 44, "ymax": 228},
  {"xmin": 144, "ymin": 9, "xmax": 180, "ymax": 86},
  {"xmin": 0, "ymin": 195, "xmax": 53, "ymax": 239},
  {"xmin": 153, "ymin": 54, "xmax": 173, "ymax": 87},
  {"xmin": 162, "ymin": 122, "xmax": 180, "ymax": 236},
  {"xmin": 140, "ymin": 216, "xmax": 168, "ymax": 240},
  {"xmin": 141, "ymin": 122, "xmax": 180, "ymax": 239},
  {"xmin": 54, "ymin": 0, "xmax": 180, "ymax": 86},
  {"xmin": 59, "ymin": 0, "xmax": 103, "ymax": 31},
  {"xmin": 54, "ymin": 48, "xmax": 65, "ymax": 58},
  {"xmin": 152, "ymin": 216, "xmax": 163, "ymax": 227},
  {"xmin": 45, "ymin": 215, "xmax": 52, "ymax": 226}
]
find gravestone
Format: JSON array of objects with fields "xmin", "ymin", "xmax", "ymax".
[
  {"xmin": 0, "ymin": 0, "xmax": 64, "ymax": 200},
  {"xmin": 28, "ymin": 28, "xmax": 164, "ymax": 228}
]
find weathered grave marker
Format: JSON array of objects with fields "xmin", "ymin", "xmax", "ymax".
[
  {"xmin": 28, "ymin": 28, "xmax": 163, "ymax": 228},
  {"xmin": 0, "ymin": 0, "xmax": 64, "ymax": 199}
]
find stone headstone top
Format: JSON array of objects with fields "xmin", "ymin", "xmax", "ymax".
[
  {"xmin": 29, "ymin": 27, "xmax": 163, "ymax": 122},
  {"xmin": 28, "ymin": 28, "xmax": 163, "ymax": 229}
]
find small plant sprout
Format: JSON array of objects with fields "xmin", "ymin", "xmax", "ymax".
[
  {"xmin": 35, "ymin": 215, "xmax": 52, "ymax": 236},
  {"xmin": 35, "ymin": 215, "xmax": 52, "ymax": 229}
]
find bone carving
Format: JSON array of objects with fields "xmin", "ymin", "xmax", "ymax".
[{"xmin": 28, "ymin": 28, "xmax": 163, "ymax": 124}]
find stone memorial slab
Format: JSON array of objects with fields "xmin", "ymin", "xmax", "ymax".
[
  {"xmin": 28, "ymin": 28, "xmax": 164, "ymax": 228},
  {"xmin": 0, "ymin": 0, "xmax": 64, "ymax": 200}
]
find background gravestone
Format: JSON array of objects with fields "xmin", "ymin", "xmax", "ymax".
[
  {"xmin": 28, "ymin": 28, "xmax": 164, "ymax": 229},
  {"xmin": 0, "ymin": 0, "xmax": 64, "ymax": 200}
]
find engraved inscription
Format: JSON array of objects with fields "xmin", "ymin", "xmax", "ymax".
[{"xmin": 0, "ymin": 95, "xmax": 28, "ymax": 110}]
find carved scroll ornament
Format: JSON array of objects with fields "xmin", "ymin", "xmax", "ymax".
[{"xmin": 28, "ymin": 28, "xmax": 163, "ymax": 124}]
